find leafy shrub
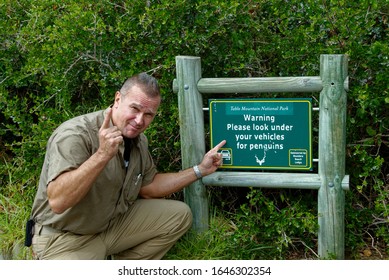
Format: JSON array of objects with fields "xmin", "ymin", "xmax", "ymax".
[
  {"xmin": 231, "ymin": 188, "xmax": 318, "ymax": 259},
  {"xmin": 0, "ymin": 0, "xmax": 387, "ymax": 259}
]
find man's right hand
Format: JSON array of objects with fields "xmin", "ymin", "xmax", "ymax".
[{"xmin": 98, "ymin": 108, "xmax": 123, "ymax": 160}]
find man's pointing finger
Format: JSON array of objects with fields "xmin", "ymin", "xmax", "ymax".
[
  {"xmin": 213, "ymin": 140, "xmax": 226, "ymax": 151},
  {"xmin": 101, "ymin": 108, "xmax": 113, "ymax": 130}
]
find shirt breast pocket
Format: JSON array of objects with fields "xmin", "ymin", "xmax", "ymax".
[{"xmin": 124, "ymin": 173, "xmax": 143, "ymax": 204}]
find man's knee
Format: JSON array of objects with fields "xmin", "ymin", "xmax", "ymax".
[
  {"xmin": 168, "ymin": 200, "xmax": 193, "ymax": 232},
  {"xmin": 178, "ymin": 201, "xmax": 193, "ymax": 230}
]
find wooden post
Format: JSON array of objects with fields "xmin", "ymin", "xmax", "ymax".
[
  {"xmin": 318, "ymin": 54, "xmax": 348, "ymax": 259},
  {"xmin": 175, "ymin": 56, "xmax": 208, "ymax": 232}
]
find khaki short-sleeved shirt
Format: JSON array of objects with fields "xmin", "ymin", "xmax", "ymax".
[{"xmin": 31, "ymin": 108, "xmax": 158, "ymax": 235}]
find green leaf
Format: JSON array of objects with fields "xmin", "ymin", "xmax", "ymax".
[{"xmin": 366, "ymin": 126, "xmax": 376, "ymax": 136}]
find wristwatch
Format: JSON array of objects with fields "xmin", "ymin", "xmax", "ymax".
[{"xmin": 193, "ymin": 165, "xmax": 202, "ymax": 179}]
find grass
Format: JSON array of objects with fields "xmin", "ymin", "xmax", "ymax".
[
  {"xmin": 0, "ymin": 157, "xmax": 35, "ymax": 260},
  {"xmin": 0, "ymin": 192, "xmax": 32, "ymax": 260},
  {"xmin": 164, "ymin": 210, "xmax": 288, "ymax": 260}
]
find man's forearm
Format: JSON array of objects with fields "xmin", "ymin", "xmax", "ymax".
[
  {"xmin": 47, "ymin": 151, "xmax": 110, "ymax": 214},
  {"xmin": 139, "ymin": 140, "xmax": 225, "ymax": 199},
  {"xmin": 139, "ymin": 167, "xmax": 199, "ymax": 199}
]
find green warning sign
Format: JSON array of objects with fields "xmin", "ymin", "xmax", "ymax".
[{"xmin": 209, "ymin": 98, "xmax": 312, "ymax": 170}]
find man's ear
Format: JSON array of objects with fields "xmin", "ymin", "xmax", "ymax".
[{"xmin": 114, "ymin": 91, "xmax": 121, "ymax": 108}]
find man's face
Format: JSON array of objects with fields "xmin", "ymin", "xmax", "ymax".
[{"xmin": 112, "ymin": 85, "xmax": 160, "ymax": 139}]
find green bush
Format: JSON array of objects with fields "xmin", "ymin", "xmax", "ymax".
[{"xmin": 1, "ymin": 0, "xmax": 387, "ymax": 259}]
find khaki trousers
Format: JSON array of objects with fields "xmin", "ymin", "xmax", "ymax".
[{"xmin": 32, "ymin": 199, "xmax": 192, "ymax": 260}]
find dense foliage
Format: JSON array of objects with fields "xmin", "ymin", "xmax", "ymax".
[{"xmin": 1, "ymin": 0, "xmax": 388, "ymax": 259}]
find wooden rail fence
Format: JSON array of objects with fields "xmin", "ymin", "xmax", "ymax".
[{"xmin": 173, "ymin": 54, "xmax": 349, "ymax": 259}]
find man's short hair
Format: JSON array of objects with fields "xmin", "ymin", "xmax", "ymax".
[{"xmin": 120, "ymin": 73, "xmax": 160, "ymax": 98}]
